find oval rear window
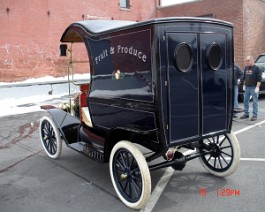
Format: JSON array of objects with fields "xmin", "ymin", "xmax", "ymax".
[
  {"xmin": 207, "ymin": 43, "xmax": 223, "ymax": 71},
  {"xmin": 174, "ymin": 43, "xmax": 193, "ymax": 73}
]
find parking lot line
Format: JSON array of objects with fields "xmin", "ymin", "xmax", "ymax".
[
  {"xmin": 240, "ymin": 158, "xmax": 265, "ymax": 162},
  {"xmin": 140, "ymin": 167, "xmax": 175, "ymax": 212},
  {"xmin": 234, "ymin": 119, "xmax": 265, "ymax": 135},
  {"xmin": 141, "ymin": 119, "xmax": 265, "ymax": 212}
]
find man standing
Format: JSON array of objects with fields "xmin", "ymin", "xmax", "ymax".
[{"xmin": 240, "ymin": 56, "xmax": 262, "ymax": 121}]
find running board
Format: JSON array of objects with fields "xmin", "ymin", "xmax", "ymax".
[{"xmin": 68, "ymin": 142, "xmax": 104, "ymax": 163}]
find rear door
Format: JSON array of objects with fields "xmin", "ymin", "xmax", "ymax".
[
  {"xmin": 200, "ymin": 34, "xmax": 227, "ymax": 135},
  {"xmin": 167, "ymin": 33, "xmax": 199, "ymax": 142},
  {"xmin": 167, "ymin": 32, "xmax": 228, "ymax": 143}
]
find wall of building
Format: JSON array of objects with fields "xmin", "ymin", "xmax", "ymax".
[
  {"xmin": 0, "ymin": 0, "xmax": 156, "ymax": 82},
  {"xmin": 243, "ymin": 0, "xmax": 265, "ymax": 62}
]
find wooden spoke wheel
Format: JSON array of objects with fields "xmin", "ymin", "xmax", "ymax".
[
  {"xmin": 39, "ymin": 116, "xmax": 62, "ymax": 159},
  {"xmin": 197, "ymin": 132, "xmax": 240, "ymax": 177},
  {"xmin": 109, "ymin": 141, "xmax": 151, "ymax": 209}
]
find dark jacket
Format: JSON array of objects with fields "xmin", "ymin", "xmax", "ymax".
[
  {"xmin": 243, "ymin": 65, "xmax": 262, "ymax": 87},
  {"xmin": 234, "ymin": 64, "xmax": 243, "ymax": 85}
]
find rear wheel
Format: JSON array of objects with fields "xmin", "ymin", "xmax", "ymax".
[
  {"xmin": 39, "ymin": 116, "xmax": 62, "ymax": 159},
  {"xmin": 196, "ymin": 132, "xmax": 240, "ymax": 177},
  {"xmin": 109, "ymin": 141, "xmax": 151, "ymax": 209}
]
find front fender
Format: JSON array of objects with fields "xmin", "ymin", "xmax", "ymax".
[{"xmin": 45, "ymin": 108, "xmax": 80, "ymax": 144}]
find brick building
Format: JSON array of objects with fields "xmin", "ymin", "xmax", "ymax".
[
  {"xmin": 1, "ymin": 0, "xmax": 265, "ymax": 82},
  {"xmin": 0, "ymin": 0, "xmax": 156, "ymax": 82}
]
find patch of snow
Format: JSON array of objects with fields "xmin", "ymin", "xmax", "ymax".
[
  {"xmin": 0, "ymin": 74, "xmax": 90, "ymax": 87},
  {"xmin": 0, "ymin": 74, "xmax": 89, "ymax": 117}
]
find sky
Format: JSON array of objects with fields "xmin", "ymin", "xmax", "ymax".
[{"xmin": 161, "ymin": 0, "xmax": 196, "ymax": 6}]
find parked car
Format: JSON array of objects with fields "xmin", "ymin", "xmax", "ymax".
[
  {"xmin": 256, "ymin": 53, "xmax": 265, "ymax": 72},
  {"xmin": 238, "ymin": 54, "xmax": 265, "ymax": 101}
]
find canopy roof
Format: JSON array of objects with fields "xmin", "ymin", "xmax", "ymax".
[
  {"xmin": 60, "ymin": 17, "xmax": 233, "ymax": 42},
  {"xmin": 60, "ymin": 20, "xmax": 136, "ymax": 42}
]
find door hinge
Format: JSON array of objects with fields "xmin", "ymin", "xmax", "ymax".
[
  {"xmin": 166, "ymin": 124, "xmax": 169, "ymax": 130},
  {"xmin": 165, "ymin": 80, "xmax": 168, "ymax": 86}
]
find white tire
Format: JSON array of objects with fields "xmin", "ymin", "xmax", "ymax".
[
  {"xmin": 39, "ymin": 116, "xmax": 62, "ymax": 159},
  {"xmin": 109, "ymin": 140, "xmax": 151, "ymax": 209},
  {"xmin": 197, "ymin": 132, "xmax": 240, "ymax": 177}
]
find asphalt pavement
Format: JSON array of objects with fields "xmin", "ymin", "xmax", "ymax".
[{"xmin": 1, "ymin": 97, "xmax": 265, "ymax": 212}]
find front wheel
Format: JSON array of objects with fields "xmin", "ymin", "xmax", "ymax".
[
  {"xmin": 39, "ymin": 116, "xmax": 62, "ymax": 159},
  {"xmin": 109, "ymin": 141, "xmax": 151, "ymax": 209},
  {"xmin": 196, "ymin": 132, "xmax": 240, "ymax": 177}
]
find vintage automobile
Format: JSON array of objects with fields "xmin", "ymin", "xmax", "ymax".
[{"xmin": 39, "ymin": 17, "xmax": 240, "ymax": 209}]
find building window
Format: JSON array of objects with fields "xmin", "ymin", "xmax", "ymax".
[{"xmin": 120, "ymin": 0, "xmax": 130, "ymax": 9}]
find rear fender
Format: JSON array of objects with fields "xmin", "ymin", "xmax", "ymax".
[{"xmin": 104, "ymin": 127, "xmax": 160, "ymax": 162}]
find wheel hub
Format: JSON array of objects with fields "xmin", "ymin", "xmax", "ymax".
[
  {"xmin": 120, "ymin": 173, "xmax": 128, "ymax": 180},
  {"xmin": 120, "ymin": 169, "xmax": 133, "ymax": 181},
  {"xmin": 210, "ymin": 143, "xmax": 221, "ymax": 157}
]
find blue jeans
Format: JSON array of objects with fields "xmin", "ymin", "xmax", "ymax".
[
  {"xmin": 234, "ymin": 85, "xmax": 239, "ymax": 108},
  {"xmin": 244, "ymin": 86, "xmax": 259, "ymax": 116}
]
